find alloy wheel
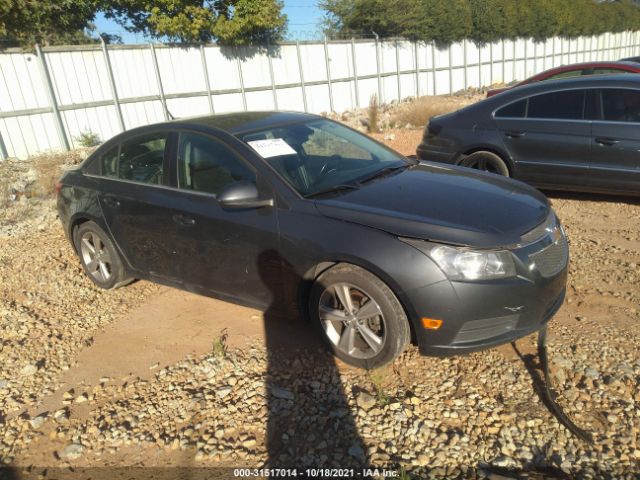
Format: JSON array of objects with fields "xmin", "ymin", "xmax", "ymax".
[
  {"xmin": 318, "ymin": 282, "xmax": 386, "ymax": 359},
  {"xmin": 79, "ymin": 231, "xmax": 112, "ymax": 283}
]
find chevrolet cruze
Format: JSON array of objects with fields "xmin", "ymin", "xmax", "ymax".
[{"xmin": 57, "ymin": 112, "xmax": 568, "ymax": 369}]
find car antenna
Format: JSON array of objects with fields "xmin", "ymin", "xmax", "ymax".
[{"xmin": 166, "ymin": 108, "xmax": 175, "ymax": 121}]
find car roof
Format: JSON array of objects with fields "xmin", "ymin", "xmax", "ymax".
[
  {"xmin": 172, "ymin": 111, "xmax": 319, "ymax": 135},
  {"xmin": 535, "ymin": 61, "xmax": 640, "ymax": 74},
  {"xmin": 483, "ymin": 73, "xmax": 640, "ymax": 105}
]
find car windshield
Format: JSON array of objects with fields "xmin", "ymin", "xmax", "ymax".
[{"xmin": 240, "ymin": 119, "xmax": 410, "ymax": 197}]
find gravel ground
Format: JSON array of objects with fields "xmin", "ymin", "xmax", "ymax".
[{"xmin": 0, "ymin": 132, "xmax": 639, "ymax": 479}]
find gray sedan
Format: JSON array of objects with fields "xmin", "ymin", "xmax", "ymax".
[{"xmin": 417, "ymin": 75, "xmax": 640, "ymax": 196}]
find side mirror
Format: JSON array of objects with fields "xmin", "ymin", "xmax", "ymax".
[{"xmin": 217, "ymin": 181, "xmax": 274, "ymax": 209}]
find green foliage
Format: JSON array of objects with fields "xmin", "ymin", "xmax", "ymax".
[
  {"xmin": 212, "ymin": 328, "xmax": 228, "ymax": 358},
  {"xmin": 103, "ymin": 0, "xmax": 287, "ymax": 44},
  {"xmin": 321, "ymin": 0, "xmax": 640, "ymax": 45},
  {"xmin": 0, "ymin": 0, "xmax": 286, "ymax": 48},
  {"xmin": 75, "ymin": 130, "xmax": 102, "ymax": 148},
  {"xmin": 0, "ymin": 0, "xmax": 100, "ymax": 47}
]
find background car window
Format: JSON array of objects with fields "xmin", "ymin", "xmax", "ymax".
[
  {"xmin": 546, "ymin": 69, "xmax": 583, "ymax": 80},
  {"xmin": 495, "ymin": 99, "xmax": 527, "ymax": 118},
  {"xmin": 118, "ymin": 134, "xmax": 167, "ymax": 184},
  {"xmin": 527, "ymin": 90, "xmax": 585, "ymax": 119},
  {"xmin": 592, "ymin": 68, "xmax": 631, "ymax": 75},
  {"xmin": 178, "ymin": 133, "xmax": 255, "ymax": 195},
  {"xmin": 602, "ymin": 88, "xmax": 640, "ymax": 122},
  {"xmin": 100, "ymin": 146, "xmax": 119, "ymax": 177}
]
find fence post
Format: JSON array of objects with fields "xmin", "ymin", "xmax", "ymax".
[
  {"xmin": 268, "ymin": 43, "xmax": 279, "ymax": 110},
  {"xmin": 351, "ymin": 38, "xmax": 360, "ymax": 108},
  {"xmin": 149, "ymin": 43, "xmax": 169, "ymax": 120},
  {"xmin": 35, "ymin": 43, "xmax": 69, "ymax": 151},
  {"xmin": 462, "ymin": 39, "xmax": 468, "ymax": 90},
  {"xmin": 501, "ymin": 39, "xmax": 505, "ymax": 83},
  {"xmin": 524, "ymin": 39, "xmax": 528, "ymax": 77},
  {"xmin": 414, "ymin": 42, "xmax": 420, "ymax": 98},
  {"xmin": 395, "ymin": 39, "xmax": 401, "ymax": 101},
  {"xmin": 235, "ymin": 46, "xmax": 247, "ymax": 111},
  {"xmin": 489, "ymin": 42, "xmax": 493, "ymax": 86},
  {"xmin": 200, "ymin": 45, "xmax": 215, "ymax": 114},
  {"xmin": 374, "ymin": 34, "xmax": 382, "ymax": 102},
  {"xmin": 296, "ymin": 41, "xmax": 308, "ymax": 112},
  {"xmin": 0, "ymin": 132, "xmax": 8, "ymax": 160},
  {"xmin": 323, "ymin": 37, "xmax": 333, "ymax": 112},
  {"xmin": 431, "ymin": 43, "xmax": 437, "ymax": 96},
  {"xmin": 448, "ymin": 43, "xmax": 453, "ymax": 95},
  {"xmin": 101, "ymin": 37, "xmax": 126, "ymax": 131}
]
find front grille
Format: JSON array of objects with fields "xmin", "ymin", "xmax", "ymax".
[{"xmin": 529, "ymin": 236, "xmax": 568, "ymax": 277}]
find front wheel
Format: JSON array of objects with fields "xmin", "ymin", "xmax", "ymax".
[
  {"xmin": 310, "ymin": 264, "xmax": 410, "ymax": 369},
  {"xmin": 459, "ymin": 151, "xmax": 510, "ymax": 176}
]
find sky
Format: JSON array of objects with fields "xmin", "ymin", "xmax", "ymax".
[{"xmin": 94, "ymin": 0, "xmax": 324, "ymax": 43}]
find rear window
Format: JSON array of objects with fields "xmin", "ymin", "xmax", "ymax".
[
  {"xmin": 601, "ymin": 88, "xmax": 640, "ymax": 123},
  {"xmin": 495, "ymin": 99, "xmax": 526, "ymax": 118},
  {"xmin": 527, "ymin": 90, "xmax": 585, "ymax": 120}
]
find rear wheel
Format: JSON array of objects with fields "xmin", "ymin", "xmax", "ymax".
[
  {"xmin": 74, "ymin": 221, "xmax": 131, "ymax": 289},
  {"xmin": 310, "ymin": 264, "xmax": 410, "ymax": 369},
  {"xmin": 460, "ymin": 151, "xmax": 510, "ymax": 176}
]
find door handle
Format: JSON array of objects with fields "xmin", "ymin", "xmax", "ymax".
[
  {"xmin": 102, "ymin": 196, "xmax": 120, "ymax": 207},
  {"xmin": 172, "ymin": 214, "xmax": 195, "ymax": 226},
  {"xmin": 595, "ymin": 137, "xmax": 619, "ymax": 146},
  {"xmin": 505, "ymin": 130, "xmax": 525, "ymax": 138}
]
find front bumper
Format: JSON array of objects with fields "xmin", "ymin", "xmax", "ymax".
[{"xmin": 405, "ymin": 221, "xmax": 569, "ymax": 357}]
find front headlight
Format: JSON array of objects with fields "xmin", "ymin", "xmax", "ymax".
[{"xmin": 402, "ymin": 239, "xmax": 516, "ymax": 281}]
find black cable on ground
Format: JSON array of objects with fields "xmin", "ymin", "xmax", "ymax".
[{"xmin": 537, "ymin": 325, "xmax": 594, "ymax": 444}]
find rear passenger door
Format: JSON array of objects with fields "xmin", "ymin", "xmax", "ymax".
[
  {"xmin": 589, "ymin": 88, "xmax": 640, "ymax": 193},
  {"xmin": 494, "ymin": 89, "xmax": 592, "ymax": 188},
  {"xmin": 96, "ymin": 130, "xmax": 179, "ymax": 279}
]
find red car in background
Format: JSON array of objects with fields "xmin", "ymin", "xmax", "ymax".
[{"xmin": 486, "ymin": 61, "xmax": 640, "ymax": 97}]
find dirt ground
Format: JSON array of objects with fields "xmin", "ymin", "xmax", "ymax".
[{"xmin": 1, "ymin": 125, "xmax": 639, "ymax": 478}]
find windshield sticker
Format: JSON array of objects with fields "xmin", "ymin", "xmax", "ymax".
[{"xmin": 248, "ymin": 138, "xmax": 297, "ymax": 158}]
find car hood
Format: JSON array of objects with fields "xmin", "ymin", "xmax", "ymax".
[{"xmin": 314, "ymin": 163, "xmax": 550, "ymax": 248}]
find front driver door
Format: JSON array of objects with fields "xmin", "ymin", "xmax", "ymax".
[
  {"xmin": 167, "ymin": 131, "xmax": 281, "ymax": 308},
  {"xmin": 589, "ymin": 88, "xmax": 640, "ymax": 194}
]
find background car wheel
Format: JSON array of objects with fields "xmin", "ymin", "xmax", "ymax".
[
  {"xmin": 74, "ymin": 221, "xmax": 132, "ymax": 290},
  {"xmin": 310, "ymin": 263, "xmax": 410, "ymax": 369},
  {"xmin": 460, "ymin": 151, "xmax": 510, "ymax": 176}
]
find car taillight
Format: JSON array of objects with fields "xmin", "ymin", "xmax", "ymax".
[
  {"xmin": 427, "ymin": 122, "xmax": 442, "ymax": 137},
  {"xmin": 55, "ymin": 181, "xmax": 63, "ymax": 195}
]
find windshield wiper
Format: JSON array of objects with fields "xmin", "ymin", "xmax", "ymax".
[
  {"xmin": 304, "ymin": 183, "xmax": 360, "ymax": 198},
  {"xmin": 358, "ymin": 163, "xmax": 409, "ymax": 184}
]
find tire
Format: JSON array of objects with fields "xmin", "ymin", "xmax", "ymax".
[
  {"xmin": 74, "ymin": 221, "xmax": 132, "ymax": 290},
  {"xmin": 310, "ymin": 263, "xmax": 411, "ymax": 369},
  {"xmin": 460, "ymin": 151, "xmax": 510, "ymax": 177}
]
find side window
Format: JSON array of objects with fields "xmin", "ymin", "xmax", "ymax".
[
  {"xmin": 100, "ymin": 146, "xmax": 119, "ymax": 177},
  {"xmin": 495, "ymin": 99, "xmax": 527, "ymax": 118},
  {"xmin": 527, "ymin": 90, "xmax": 585, "ymax": 120},
  {"xmin": 602, "ymin": 89, "xmax": 640, "ymax": 123},
  {"xmin": 584, "ymin": 89, "xmax": 599, "ymax": 120},
  {"xmin": 118, "ymin": 133, "xmax": 167, "ymax": 184},
  {"xmin": 592, "ymin": 68, "xmax": 631, "ymax": 75},
  {"xmin": 178, "ymin": 133, "xmax": 255, "ymax": 195},
  {"xmin": 546, "ymin": 69, "xmax": 583, "ymax": 80}
]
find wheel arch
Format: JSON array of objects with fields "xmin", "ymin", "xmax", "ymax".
[{"xmin": 300, "ymin": 257, "xmax": 419, "ymax": 345}]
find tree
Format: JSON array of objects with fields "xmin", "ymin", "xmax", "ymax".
[
  {"xmin": 103, "ymin": 0, "xmax": 287, "ymax": 44},
  {"xmin": 321, "ymin": 0, "xmax": 640, "ymax": 45},
  {"xmin": 0, "ymin": 0, "xmax": 100, "ymax": 47}
]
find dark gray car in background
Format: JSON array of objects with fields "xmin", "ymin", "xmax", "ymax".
[{"xmin": 417, "ymin": 75, "xmax": 640, "ymax": 196}]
